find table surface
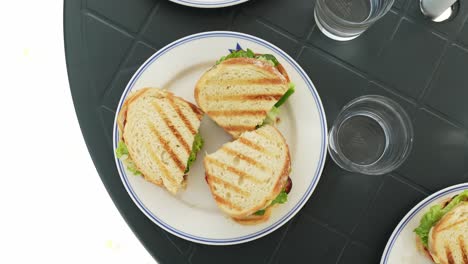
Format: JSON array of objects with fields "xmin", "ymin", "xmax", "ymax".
[{"xmin": 64, "ymin": 0, "xmax": 468, "ymax": 263}]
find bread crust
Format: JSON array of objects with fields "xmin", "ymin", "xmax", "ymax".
[{"xmin": 232, "ymin": 206, "xmax": 273, "ymax": 225}]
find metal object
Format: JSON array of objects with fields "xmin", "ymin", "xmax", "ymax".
[{"xmin": 420, "ymin": 0, "xmax": 458, "ymax": 22}]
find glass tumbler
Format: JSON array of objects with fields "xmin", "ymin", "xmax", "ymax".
[
  {"xmin": 328, "ymin": 95, "xmax": 413, "ymax": 175},
  {"xmin": 314, "ymin": 0, "xmax": 395, "ymax": 41}
]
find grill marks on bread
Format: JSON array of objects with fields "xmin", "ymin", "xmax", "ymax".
[
  {"xmin": 429, "ymin": 202, "xmax": 468, "ymax": 264},
  {"xmin": 212, "ymin": 193, "xmax": 243, "ymax": 211},
  {"xmin": 151, "ymin": 101, "xmax": 191, "ymax": 154},
  {"xmin": 118, "ymin": 88, "xmax": 203, "ymax": 194},
  {"xmin": 221, "ymin": 147, "xmax": 272, "ymax": 173},
  {"xmin": 204, "ymin": 157, "xmax": 262, "ymax": 184},
  {"xmin": 446, "ymin": 244, "xmax": 456, "ymax": 264},
  {"xmin": 148, "ymin": 123, "xmax": 186, "ymax": 173},
  {"xmin": 224, "ymin": 125, "xmax": 258, "ymax": 135},
  {"xmin": 206, "ymin": 174, "xmax": 250, "ymax": 197},
  {"xmin": 204, "ymin": 125, "xmax": 291, "ymax": 222},
  {"xmin": 167, "ymin": 94, "xmax": 199, "ymax": 135},
  {"xmin": 195, "ymin": 57, "xmax": 289, "ymax": 138},
  {"xmin": 205, "ymin": 94, "xmax": 283, "ymax": 102},
  {"xmin": 439, "ymin": 219, "xmax": 468, "ymax": 233},
  {"xmin": 146, "ymin": 144, "xmax": 174, "ymax": 185},
  {"xmin": 237, "ymin": 137, "xmax": 275, "ymax": 158},
  {"xmin": 459, "ymin": 236, "xmax": 468, "ymax": 264}
]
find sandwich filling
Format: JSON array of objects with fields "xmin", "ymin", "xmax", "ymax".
[
  {"xmin": 261, "ymin": 83, "xmax": 295, "ymax": 127},
  {"xmin": 116, "ymin": 133, "xmax": 204, "ymax": 176},
  {"xmin": 414, "ymin": 190, "xmax": 468, "ymax": 248},
  {"xmin": 254, "ymin": 177, "xmax": 292, "ymax": 216},
  {"xmin": 216, "ymin": 48, "xmax": 295, "ymax": 127},
  {"xmin": 184, "ymin": 133, "xmax": 204, "ymax": 173},
  {"xmin": 116, "ymin": 141, "xmax": 141, "ymax": 175}
]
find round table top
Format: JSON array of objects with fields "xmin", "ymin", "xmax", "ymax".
[{"xmin": 64, "ymin": 0, "xmax": 468, "ymax": 263}]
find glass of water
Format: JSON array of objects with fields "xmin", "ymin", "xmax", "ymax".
[
  {"xmin": 328, "ymin": 95, "xmax": 413, "ymax": 175},
  {"xmin": 314, "ymin": 0, "xmax": 395, "ymax": 41}
]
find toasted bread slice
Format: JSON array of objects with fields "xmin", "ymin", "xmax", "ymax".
[
  {"xmin": 117, "ymin": 88, "xmax": 203, "ymax": 194},
  {"xmin": 428, "ymin": 202, "xmax": 468, "ymax": 264},
  {"xmin": 195, "ymin": 58, "xmax": 290, "ymax": 138},
  {"xmin": 204, "ymin": 125, "xmax": 291, "ymax": 223}
]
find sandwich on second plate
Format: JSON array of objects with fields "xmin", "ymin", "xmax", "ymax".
[
  {"xmin": 414, "ymin": 190, "xmax": 468, "ymax": 264},
  {"xmin": 204, "ymin": 124, "xmax": 292, "ymax": 224},
  {"xmin": 116, "ymin": 88, "xmax": 204, "ymax": 195},
  {"xmin": 195, "ymin": 48, "xmax": 295, "ymax": 138}
]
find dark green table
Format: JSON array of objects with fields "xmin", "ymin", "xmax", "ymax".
[{"xmin": 64, "ymin": 0, "xmax": 468, "ymax": 263}]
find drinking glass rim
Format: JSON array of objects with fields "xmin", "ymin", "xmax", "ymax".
[
  {"xmin": 328, "ymin": 94, "xmax": 414, "ymax": 175},
  {"xmin": 341, "ymin": 95, "xmax": 414, "ymax": 140},
  {"xmin": 316, "ymin": 0, "xmax": 395, "ymax": 26}
]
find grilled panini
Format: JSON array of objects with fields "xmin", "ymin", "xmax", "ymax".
[
  {"xmin": 195, "ymin": 50, "xmax": 294, "ymax": 139},
  {"xmin": 116, "ymin": 88, "xmax": 204, "ymax": 194},
  {"xmin": 204, "ymin": 125, "xmax": 291, "ymax": 224},
  {"xmin": 428, "ymin": 202, "xmax": 468, "ymax": 264},
  {"xmin": 415, "ymin": 190, "xmax": 468, "ymax": 264}
]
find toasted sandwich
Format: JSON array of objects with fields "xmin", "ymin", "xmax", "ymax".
[
  {"xmin": 116, "ymin": 88, "xmax": 204, "ymax": 194},
  {"xmin": 204, "ymin": 125, "xmax": 292, "ymax": 224},
  {"xmin": 195, "ymin": 48, "xmax": 295, "ymax": 138},
  {"xmin": 414, "ymin": 190, "xmax": 468, "ymax": 264}
]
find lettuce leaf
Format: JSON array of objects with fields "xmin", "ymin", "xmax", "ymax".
[
  {"xmin": 116, "ymin": 141, "xmax": 142, "ymax": 176},
  {"xmin": 125, "ymin": 159, "xmax": 142, "ymax": 176},
  {"xmin": 271, "ymin": 190, "xmax": 288, "ymax": 205},
  {"xmin": 254, "ymin": 209, "xmax": 266, "ymax": 216},
  {"xmin": 255, "ymin": 56, "xmax": 275, "ymax": 66},
  {"xmin": 261, "ymin": 106, "xmax": 280, "ymax": 127},
  {"xmin": 116, "ymin": 140, "xmax": 129, "ymax": 158},
  {"xmin": 256, "ymin": 54, "xmax": 279, "ymax": 66},
  {"xmin": 275, "ymin": 83, "xmax": 295, "ymax": 108},
  {"xmin": 253, "ymin": 189, "xmax": 288, "ymax": 216},
  {"xmin": 414, "ymin": 190, "xmax": 468, "ymax": 247},
  {"xmin": 257, "ymin": 83, "xmax": 295, "ymax": 128},
  {"xmin": 185, "ymin": 133, "xmax": 204, "ymax": 173}
]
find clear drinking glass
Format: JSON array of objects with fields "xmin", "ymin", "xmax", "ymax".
[
  {"xmin": 314, "ymin": 0, "xmax": 395, "ymax": 41},
  {"xmin": 328, "ymin": 95, "xmax": 413, "ymax": 175}
]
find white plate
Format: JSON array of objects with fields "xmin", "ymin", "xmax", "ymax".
[
  {"xmin": 113, "ymin": 31, "xmax": 327, "ymax": 245},
  {"xmin": 381, "ymin": 183, "xmax": 468, "ymax": 263},
  {"xmin": 169, "ymin": 0, "xmax": 248, "ymax": 8}
]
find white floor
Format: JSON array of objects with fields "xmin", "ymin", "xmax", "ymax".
[{"xmin": 0, "ymin": 2, "xmax": 155, "ymax": 263}]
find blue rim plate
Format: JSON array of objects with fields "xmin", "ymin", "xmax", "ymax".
[
  {"xmin": 381, "ymin": 183, "xmax": 468, "ymax": 263},
  {"xmin": 169, "ymin": 0, "xmax": 249, "ymax": 8},
  {"xmin": 113, "ymin": 31, "xmax": 327, "ymax": 245}
]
